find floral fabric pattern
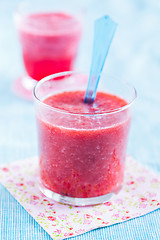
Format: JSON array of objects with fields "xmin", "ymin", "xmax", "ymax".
[{"xmin": 0, "ymin": 156, "xmax": 160, "ymax": 240}]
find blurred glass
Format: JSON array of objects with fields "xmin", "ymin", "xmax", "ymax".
[{"xmin": 13, "ymin": 0, "xmax": 83, "ymax": 100}]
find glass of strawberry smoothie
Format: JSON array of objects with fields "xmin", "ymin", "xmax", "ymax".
[
  {"xmin": 33, "ymin": 71, "xmax": 136, "ymax": 206},
  {"xmin": 13, "ymin": 1, "xmax": 82, "ymax": 100}
]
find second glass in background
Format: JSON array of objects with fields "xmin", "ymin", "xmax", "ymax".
[{"xmin": 13, "ymin": 0, "xmax": 83, "ymax": 100}]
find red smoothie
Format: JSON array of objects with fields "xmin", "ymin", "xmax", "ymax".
[
  {"xmin": 17, "ymin": 12, "xmax": 82, "ymax": 80},
  {"xmin": 37, "ymin": 91, "xmax": 131, "ymax": 198}
]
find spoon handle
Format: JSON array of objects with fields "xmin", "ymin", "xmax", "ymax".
[{"xmin": 84, "ymin": 16, "xmax": 117, "ymax": 103}]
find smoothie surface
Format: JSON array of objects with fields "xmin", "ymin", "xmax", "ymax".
[{"xmin": 43, "ymin": 91, "xmax": 128, "ymax": 114}]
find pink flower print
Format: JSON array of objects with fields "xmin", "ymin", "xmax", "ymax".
[
  {"xmin": 115, "ymin": 198, "xmax": 123, "ymax": 204},
  {"xmin": 102, "ymin": 221, "xmax": 109, "ymax": 224},
  {"xmin": 48, "ymin": 216, "xmax": 56, "ymax": 221},
  {"xmin": 32, "ymin": 195, "xmax": 39, "ymax": 200},
  {"xmin": 139, "ymin": 203, "xmax": 147, "ymax": 208},
  {"xmin": 38, "ymin": 213, "xmax": 45, "ymax": 217},
  {"xmin": 2, "ymin": 167, "xmax": 9, "ymax": 172},
  {"xmin": 26, "ymin": 180, "xmax": 35, "ymax": 186},
  {"xmin": 64, "ymin": 233, "xmax": 74, "ymax": 237},
  {"xmin": 140, "ymin": 197, "xmax": 147, "ymax": 202},
  {"xmin": 8, "ymin": 179, "xmax": 13, "ymax": 183},
  {"xmin": 104, "ymin": 201, "xmax": 112, "ymax": 206},
  {"xmin": 65, "ymin": 221, "xmax": 70, "ymax": 226},
  {"xmin": 12, "ymin": 165, "xmax": 20, "ymax": 170},
  {"xmin": 16, "ymin": 183, "xmax": 24, "ymax": 187},
  {"xmin": 150, "ymin": 200, "xmax": 157, "ymax": 206},
  {"xmin": 75, "ymin": 229, "xmax": 85, "ymax": 234},
  {"xmin": 136, "ymin": 176, "xmax": 145, "ymax": 182},
  {"xmin": 148, "ymin": 192, "xmax": 156, "ymax": 198},
  {"xmin": 126, "ymin": 181, "xmax": 135, "ymax": 185},
  {"xmin": 58, "ymin": 214, "xmax": 68, "ymax": 220},
  {"xmin": 84, "ymin": 219, "xmax": 92, "ymax": 224},
  {"xmin": 83, "ymin": 214, "xmax": 93, "ymax": 224},
  {"xmin": 29, "ymin": 200, "xmax": 38, "ymax": 206},
  {"xmin": 29, "ymin": 195, "xmax": 39, "ymax": 205},
  {"xmin": 64, "ymin": 233, "xmax": 70, "ymax": 237},
  {"xmin": 47, "ymin": 203, "xmax": 54, "ymax": 206},
  {"xmin": 151, "ymin": 178, "xmax": 159, "ymax": 183},
  {"xmin": 69, "ymin": 233, "xmax": 74, "ymax": 236},
  {"xmin": 49, "ymin": 206, "xmax": 54, "ymax": 210},
  {"xmin": 122, "ymin": 216, "xmax": 130, "ymax": 220},
  {"xmin": 84, "ymin": 214, "xmax": 93, "ymax": 219},
  {"xmin": 54, "ymin": 229, "xmax": 61, "ymax": 234},
  {"xmin": 112, "ymin": 214, "xmax": 120, "ymax": 218},
  {"xmin": 94, "ymin": 211, "xmax": 103, "ymax": 216}
]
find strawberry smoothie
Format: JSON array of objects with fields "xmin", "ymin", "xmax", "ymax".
[
  {"xmin": 36, "ymin": 90, "xmax": 131, "ymax": 199},
  {"xmin": 16, "ymin": 12, "xmax": 82, "ymax": 80}
]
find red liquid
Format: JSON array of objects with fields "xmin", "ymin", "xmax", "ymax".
[
  {"xmin": 37, "ymin": 91, "xmax": 131, "ymax": 198},
  {"xmin": 18, "ymin": 13, "xmax": 82, "ymax": 80}
]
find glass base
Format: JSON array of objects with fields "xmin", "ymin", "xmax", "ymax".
[
  {"xmin": 39, "ymin": 183, "xmax": 120, "ymax": 206},
  {"xmin": 12, "ymin": 75, "xmax": 37, "ymax": 101}
]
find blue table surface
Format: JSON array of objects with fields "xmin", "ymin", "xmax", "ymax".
[{"xmin": 0, "ymin": 0, "xmax": 160, "ymax": 239}]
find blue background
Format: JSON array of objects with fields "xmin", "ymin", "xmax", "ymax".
[{"xmin": 0, "ymin": 0, "xmax": 160, "ymax": 239}]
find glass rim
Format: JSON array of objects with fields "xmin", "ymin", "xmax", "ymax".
[
  {"xmin": 33, "ymin": 71, "xmax": 137, "ymax": 117},
  {"xmin": 14, "ymin": 0, "xmax": 83, "ymax": 29}
]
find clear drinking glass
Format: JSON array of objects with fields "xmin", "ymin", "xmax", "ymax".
[
  {"xmin": 13, "ymin": 0, "xmax": 82, "ymax": 100},
  {"xmin": 33, "ymin": 71, "xmax": 136, "ymax": 206}
]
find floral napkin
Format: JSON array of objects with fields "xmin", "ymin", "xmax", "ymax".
[{"xmin": 0, "ymin": 156, "xmax": 160, "ymax": 240}]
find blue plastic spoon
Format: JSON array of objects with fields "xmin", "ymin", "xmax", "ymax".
[{"xmin": 84, "ymin": 16, "xmax": 117, "ymax": 103}]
